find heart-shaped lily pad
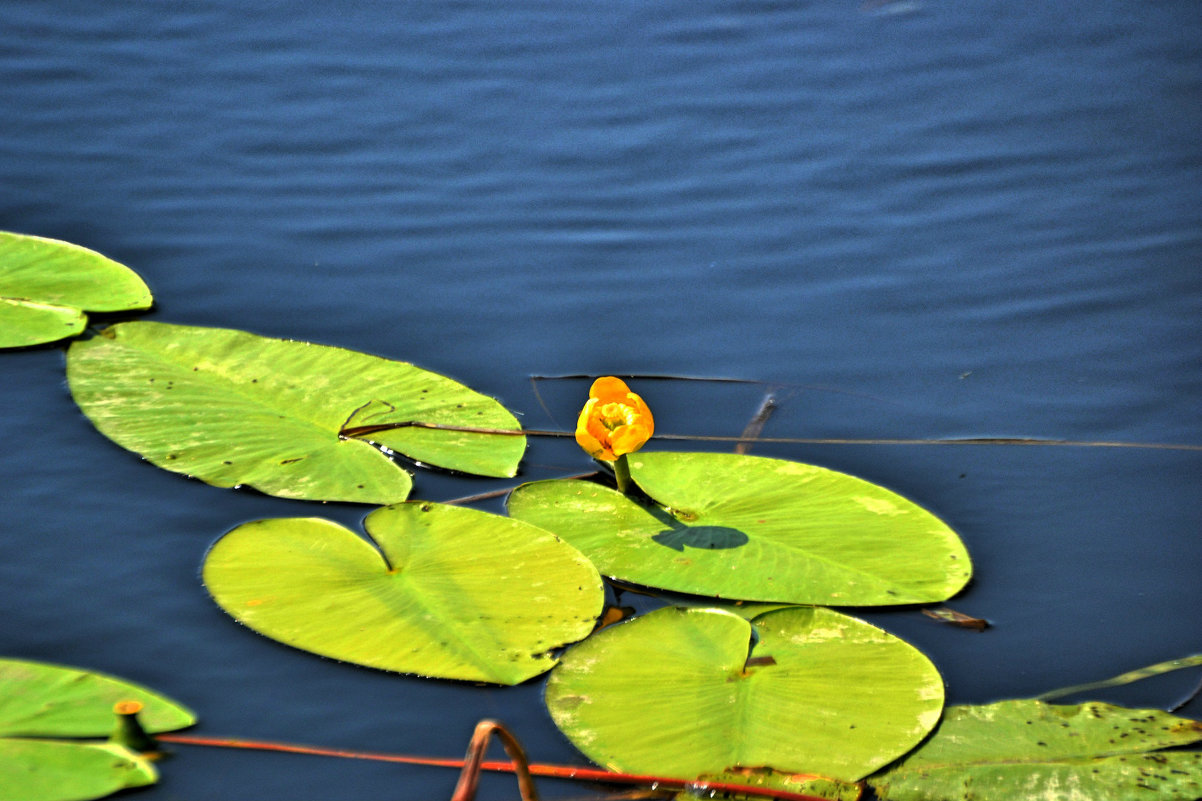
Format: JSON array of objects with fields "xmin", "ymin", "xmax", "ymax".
[
  {"xmin": 545, "ymin": 605, "xmax": 944, "ymax": 782},
  {"xmin": 67, "ymin": 321, "xmax": 526, "ymax": 503},
  {"xmin": 508, "ymin": 451, "xmax": 971, "ymax": 605},
  {"xmin": 203, "ymin": 502, "xmax": 604, "ymax": 684},
  {"xmin": 0, "ymin": 231, "xmax": 152, "ymax": 348},
  {"xmin": 0, "ymin": 658, "xmax": 196, "ymax": 801}
]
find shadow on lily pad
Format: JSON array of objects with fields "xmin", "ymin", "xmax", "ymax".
[{"xmin": 652, "ymin": 525, "xmax": 749, "ymax": 552}]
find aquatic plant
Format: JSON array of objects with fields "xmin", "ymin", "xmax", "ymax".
[{"xmin": 2, "ymin": 231, "xmax": 1199, "ymax": 800}]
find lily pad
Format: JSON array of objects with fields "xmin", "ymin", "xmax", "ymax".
[
  {"xmin": 508, "ymin": 452, "xmax": 970, "ymax": 605},
  {"xmin": 0, "ymin": 658, "xmax": 196, "ymax": 801},
  {"xmin": 67, "ymin": 321, "xmax": 525, "ymax": 503},
  {"xmin": 203, "ymin": 502, "xmax": 604, "ymax": 684},
  {"xmin": 868, "ymin": 699, "xmax": 1202, "ymax": 801},
  {"xmin": 545, "ymin": 606, "xmax": 944, "ymax": 782},
  {"xmin": 0, "ymin": 658, "xmax": 196, "ymax": 737},
  {"xmin": 0, "ymin": 232, "xmax": 152, "ymax": 348},
  {"xmin": 0, "ymin": 741, "xmax": 157, "ymax": 801}
]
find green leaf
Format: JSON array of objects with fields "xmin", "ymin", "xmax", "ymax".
[
  {"xmin": 508, "ymin": 452, "xmax": 971, "ymax": 605},
  {"xmin": 868, "ymin": 700, "xmax": 1202, "ymax": 801},
  {"xmin": 0, "ymin": 232, "xmax": 152, "ymax": 348},
  {"xmin": 0, "ymin": 741, "xmax": 156, "ymax": 801},
  {"xmin": 67, "ymin": 321, "xmax": 525, "ymax": 503},
  {"xmin": 545, "ymin": 606, "xmax": 944, "ymax": 782},
  {"xmin": 203, "ymin": 503, "xmax": 604, "ymax": 684},
  {"xmin": 0, "ymin": 658, "xmax": 195, "ymax": 801},
  {"xmin": 0, "ymin": 658, "xmax": 196, "ymax": 738}
]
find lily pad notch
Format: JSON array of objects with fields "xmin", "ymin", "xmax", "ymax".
[
  {"xmin": 203, "ymin": 502, "xmax": 604, "ymax": 684},
  {"xmin": 545, "ymin": 605, "xmax": 946, "ymax": 782},
  {"xmin": 0, "ymin": 658, "xmax": 195, "ymax": 801}
]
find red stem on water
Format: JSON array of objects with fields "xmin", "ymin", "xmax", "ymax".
[{"xmin": 154, "ymin": 733, "xmax": 847, "ymax": 801}]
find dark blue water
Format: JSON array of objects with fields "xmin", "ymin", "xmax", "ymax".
[{"xmin": 2, "ymin": 2, "xmax": 1200, "ymax": 798}]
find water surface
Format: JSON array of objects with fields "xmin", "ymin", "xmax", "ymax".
[{"xmin": 2, "ymin": 2, "xmax": 1199, "ymax": 798}]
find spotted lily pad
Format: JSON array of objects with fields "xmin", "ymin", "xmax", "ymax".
[
  {"xmin": 509, "ymin": 451, "xmax": 971, "ymax": 605},
  {"xmin": 0, "ymin": 232, "xmax": 152, "ymax": 348},
  {"xmin": 545, "ymin": 606, "xmax": 944, "ymax": 782},
  {"xmin": 0, "ymin": 658, "xmax": 195, "ymax": 801},
  {"xmin": 203, "ymin": 502, "xmax": 604, "ymax": 684},
  {"xmin": 868, "ymin": 699, "xmax": 1202, "ymax": 801},
  {"xmin": 67, "ymin": 321, "xmax": 525, "ymax": 503}
]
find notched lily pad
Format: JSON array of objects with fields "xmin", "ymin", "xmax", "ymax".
[
  {"xmin": 0, "ymin": 658, "xmax": 195, "ymax": 801},
  {"xmin": 545, "ymin": 606, "xmax": 944, "ymax": 782},
  {"xmin": 868, "ymin": 699, "xmax": 1202, "ymax": 801},
  {"xmin": 0, "ymin": 231, "xmax": 152, "ymax": 348},
  {"xmin": 203, "ymin": 502, "xmax": 604, "ymax": 684},
  {"xmin": 509, "ymin": 451, "xmax": 971, "ymax": 605},
  {"xmin": 67, "ymin": 321, "xmax": 526, "ymax": 503}
]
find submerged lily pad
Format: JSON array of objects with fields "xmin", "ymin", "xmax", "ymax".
[
  {"xmin": 545, "ymin": 606, "xmax": 944, "ymax": 782},
  {"xmin": 203, "ymin": 502, "xmax": 604, "ymax": 684},
  {"xmin": 868, "ymin": 699, "xmax": 1202, "ymax": 801},
  {"xmin": 509, "ymin": 452, "xmax": 970, "ymax": 605},
  {"xmin": 67, "ymin": 321, "xmax": 525, "ymax": 503},
  {"xmin": 0, "ymin": 658, "xmax": 195, "ymax": 801},
  {"xmin": 0, "ymin": 232, "xmax": 152, "ymax": 348},
  {"xmin": 678, "ymin": 767, "xmax": 862, "ymax": 801}
]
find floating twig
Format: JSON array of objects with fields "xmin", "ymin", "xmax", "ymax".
[
  {"xmin": 922, "ymin": 607, "xmax": 990, "ymax": 632},
  {"xmin": 735, "ymin": 394, "xmax": 778, "ymax": 455}
]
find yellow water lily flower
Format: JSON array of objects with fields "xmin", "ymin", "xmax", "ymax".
[{"xmin": 575, "ymin": 376, "xmax": 654, "ymax": 461}]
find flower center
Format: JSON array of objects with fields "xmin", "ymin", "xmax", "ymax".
[{"xmin": 598, "ymin": 402, "xmax": 638, "ymax": 432}]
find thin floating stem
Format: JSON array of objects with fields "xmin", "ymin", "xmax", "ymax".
[
  {"xmin": 154, "ymin": 730, "xmax": 838, "ymax": 801},
  {"xmin": 340, "ymin": 419, "xmax": 1202, "ymax": 452}
]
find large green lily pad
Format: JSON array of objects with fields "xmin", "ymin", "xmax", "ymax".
[
  {"xmin": 545, "ymin": 606, "xmax": 944, "ymax": 782},
  {"xmin": 67, "ymin": 321, "xmax": 525, "ymax": 503},
  {"xmin": 0, "ymin": 658, "xmax": 196, "ymax": 801},
  {"xmin": 203, "ymin": 502, "xmax": 604, "ymax": 684},
  {"xmin": 868, "ymin": 699, "xmax": 1202, "ymax": 801},
  {"xmin": 508, "ymin": 452, "xmax": 971, "ymax": 605},
  {"xmin": 0, "ymin": 232, "xmax": 152, "ymax": 348}
]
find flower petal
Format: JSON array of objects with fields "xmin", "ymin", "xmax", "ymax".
[
  {"xmin": 575, "ymin": 400, "xmax": 611, "ymax": 459},
  {"xmin": 608, "ymin": 423, "xmax": 651, "ymax": 457},
  {"xmin": 589, "ymin": 376, "xmax": 633, "ymax": 403},
  {"xmin": 625, "ymin": 393, "xmax": 654, "ymax": 436}
]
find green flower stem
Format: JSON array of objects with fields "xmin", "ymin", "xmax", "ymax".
[
  {"xmin": 110, "ymin": 701, "xmax": 161, "ymax": 755},
  {"xmin": 613, "ymin": 454, "xmax": 633, "ymax": 495}
]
